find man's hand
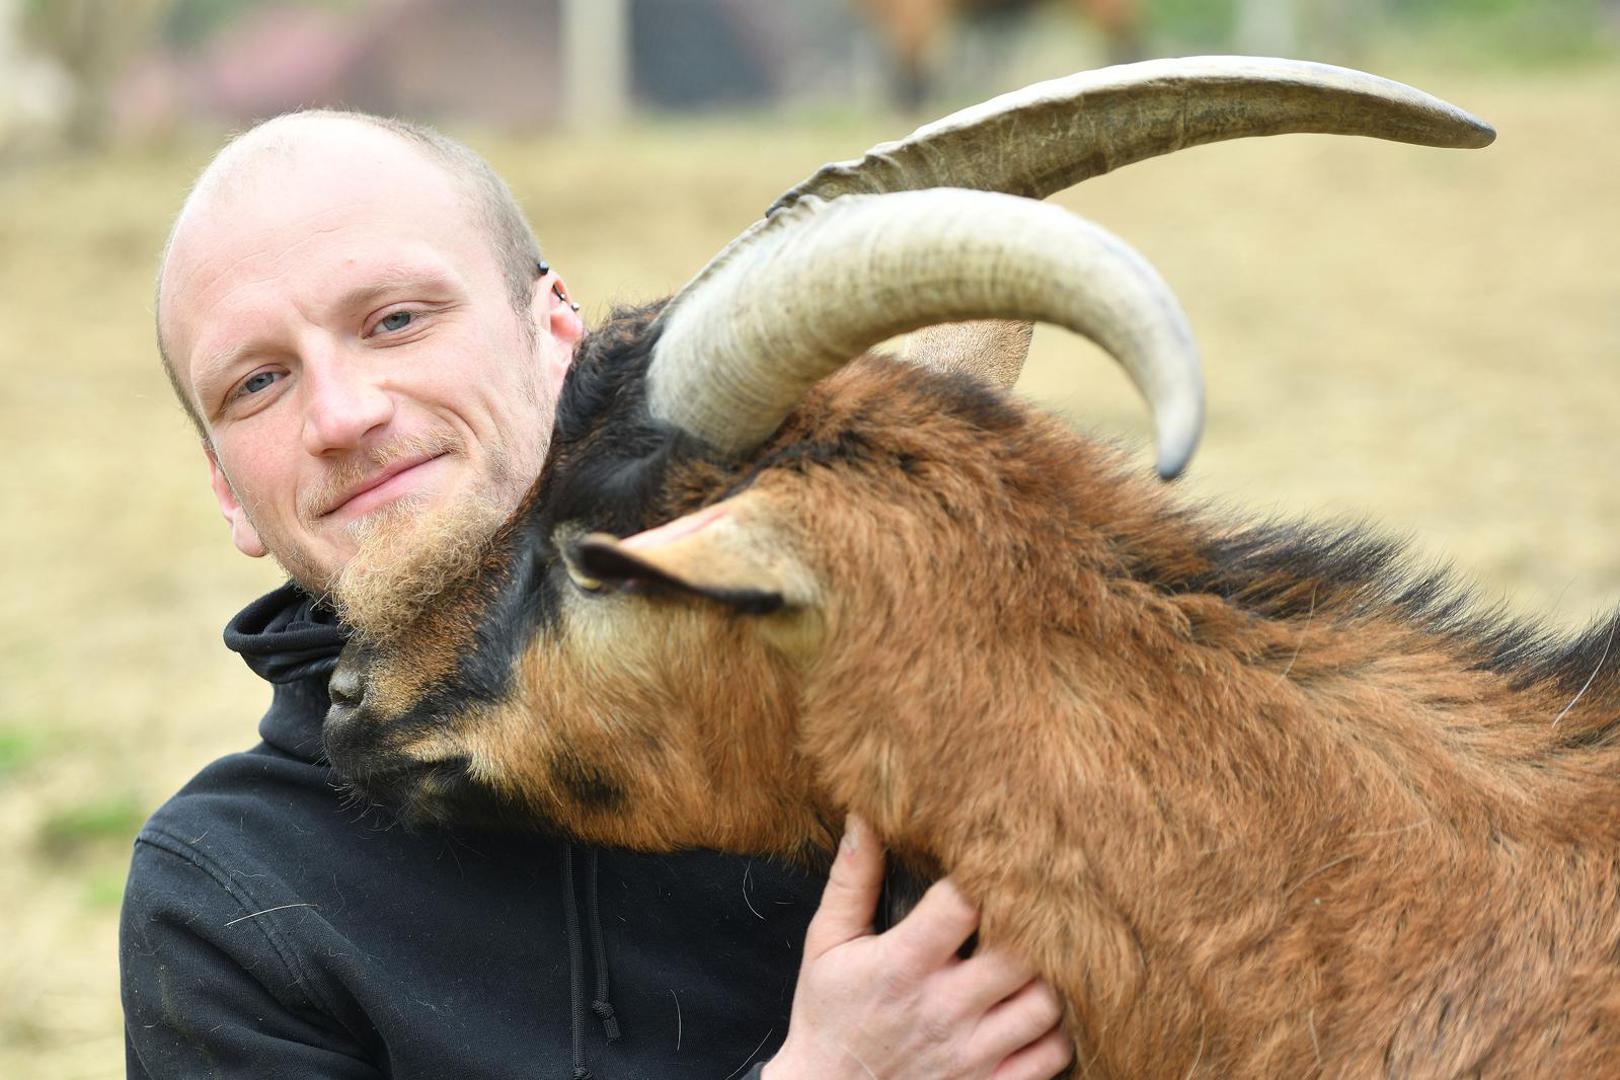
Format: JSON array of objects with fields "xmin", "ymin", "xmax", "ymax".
[{"xmin": 764, "ymin": 816, "xmax": 1072, "ymax": 1080}]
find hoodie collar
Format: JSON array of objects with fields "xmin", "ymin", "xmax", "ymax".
[
  {"xmin": 224, "ymin": 581, "xmax": 348, "ymax": 762},
  {"xmin": 224, "ymin": 581, "xmax": 347, "ymax": 684}
]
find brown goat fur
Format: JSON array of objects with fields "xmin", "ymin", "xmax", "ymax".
[{"xmin": 326, "ymin": 321, "xmax": 1620, "ymax": 1076}]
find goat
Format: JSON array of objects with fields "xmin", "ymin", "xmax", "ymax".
[
  {"xmin": 854, "ymin": 0, "xmax": 1144, "ymax": 108},
  {"xmin": 323, "ymin": 58, "xmax": 1620, "ymax": 1075}
]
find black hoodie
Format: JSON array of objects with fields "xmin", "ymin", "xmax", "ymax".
[{"xmin": 120, "ymin": 583, "xmax": 822, "ymax": 1079}]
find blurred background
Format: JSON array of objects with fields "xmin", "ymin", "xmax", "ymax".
[{"xmin": 1, "ymin": 0, "xmax": 1616, "ymax": 1074}]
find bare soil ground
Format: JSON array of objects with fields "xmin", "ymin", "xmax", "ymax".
[{"xmin": 1, "ymin": 62, "xmax": 1615, "ymax": 1077}]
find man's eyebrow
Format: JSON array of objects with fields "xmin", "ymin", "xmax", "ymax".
[
  {"xmin": 192, "ymin": 342, "xmax": 262, "ymax": 401},
  {"xmin": 332, "ymin": 267, "xmax": 460, "ymax": 314}
]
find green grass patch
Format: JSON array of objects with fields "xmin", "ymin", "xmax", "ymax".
[
  {"xmin": 80, "ymin": 866, "xmax": 129, "ymax": 910},
  {"xmin": 38, "ymin": 793, "xmax": 147, "ymax": 859},
  {"xmin": 0, "ymin": 729, "xmax": 46, "ymax": 780}
]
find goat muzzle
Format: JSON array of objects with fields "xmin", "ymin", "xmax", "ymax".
[{"xmin": 324, "ymin": 648, "xmax": 377, "ymax": 770}]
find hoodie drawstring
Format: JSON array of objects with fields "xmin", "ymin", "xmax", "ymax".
[
  {"xmin": 561, "ymin": 843, "xmax": 619, "ymax": 1080},
  {"xmin": 584, "ymin": 848, "xmax": 621, "ymax": 1040}
]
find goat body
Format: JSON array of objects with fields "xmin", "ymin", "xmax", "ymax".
[{"xmin": 329, "ymin": 305, "xmax": 1620, "ymax": 1076}]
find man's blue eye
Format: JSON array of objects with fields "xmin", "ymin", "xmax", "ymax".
[
  {"xmin": 378, "ymin": 311, "xmax": 414, "ymax": 333},
  {"xmin": 241, "ymin": 371, "xmax": 279, "ymax": 395}
]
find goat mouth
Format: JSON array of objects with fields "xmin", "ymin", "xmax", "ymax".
[{"xmin": 331, "ymin": 755, "xmax": 475, "ymax": 824}]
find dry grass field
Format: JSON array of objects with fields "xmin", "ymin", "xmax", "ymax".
[{"xmin": 1, "ymin": 60, "xmax": 1616, "ymax": 1077}]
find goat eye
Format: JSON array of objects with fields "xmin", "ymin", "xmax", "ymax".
[{"xmin": 564, "ymin": 561, "xmax": 604, "ymax": 594}]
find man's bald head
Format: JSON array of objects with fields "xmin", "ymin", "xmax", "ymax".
[{"xmin": 156, "ymin": 110, "xmax": 542, "ymax": 437}]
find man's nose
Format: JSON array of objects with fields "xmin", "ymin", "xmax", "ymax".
[{"xmin": 300, "ymin": 349, "xmax": 397, "ymax": 455}]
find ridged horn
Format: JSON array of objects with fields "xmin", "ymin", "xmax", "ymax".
[
  {"xmin": 773, "ymin": 55, "xmax": 1495, "ymax": 211},
  {"xmin": 754, "ymin": 56, "xmax": 1492, "ymax": 393},
  {"xmin": 645, "ymin": 59, "xmax": 1495, "ymax": 475},
  {"xmin": 647, "ymin": 189, "xmax": 1202, "ymax": 479}
]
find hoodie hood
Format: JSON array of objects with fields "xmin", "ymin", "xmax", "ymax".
[
  {"xmin": 224, "ymin": 581, "xmax": 347, "ymax": 684},
  {"xmin": 224, "ymin": 581, "xmax": 347, "ymax": 763}
]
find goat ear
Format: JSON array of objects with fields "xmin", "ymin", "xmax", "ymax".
[
  {"xmin": 572, "ymin": 492, "xmax": 818, "ymax": 615},
  {"xmin": 894, "ymin": 319, "xmax": 1032, "ymax": 390}
]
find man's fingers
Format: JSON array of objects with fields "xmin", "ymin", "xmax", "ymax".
[
  {"xmin": 800, "ymin": 814, "xmax": 885, "ymax": 963},
  {"xmin": 943, "ymin": 945, "xmax": 1041, "ymax": 1016},
  {"xmin": 884, "ymin": 876, "xmax": 981, "ymax": 970},
  {"xmin": 990, "ymin": 1027, "xmax": 1074, "ymax": 1080},
  {"xmin": 971, "ymin": 977, "xmax": 1065, "ymax": 1065}
]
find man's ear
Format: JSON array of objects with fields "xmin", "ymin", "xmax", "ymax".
[
  {"xmin": 206, "ymin": 447, "xmax": 268, "ymax": 559},
  {"xmin": 534, "ymin": 266, "xmax": 585, "ymax": 387},
  {"xmin": 571, "ymin": 491, "xmax": 820, "ymax": 616}
]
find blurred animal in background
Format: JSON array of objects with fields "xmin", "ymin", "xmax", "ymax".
[
  {"xmin": 852, "ymin": 0, "xmax": 1145, "ymax": 108},
  {"xmin": 310, "ymin": 59, "xmax": 1620, "ymax": 1077}
]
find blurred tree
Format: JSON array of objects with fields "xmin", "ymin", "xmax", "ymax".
[
  {"xmin": 161, "ymin": 0, "xmax": 272, "ymax": 45},
  {"xmin": 157, "ymin": 0, "xmax": 366, "ymax": 45},
  {"xmin": 1236, "ymin": 0, "xmax": 1383, "ymax": 61},
  {"xmin": 1235, "ymin": 0, "xmax": 1296, "ymax": 53},
  {"xmin": 1148, "ymin": 0, "xmax": 1236, "ymax": 49},
  {"xmin": 1156, "ymin": 0, "xmax": 1610, "ymax": 61},
  {"xmin": 563, "ymin": 0, "xmax": 629, "ymax": 125},
  {"xmin": 20, "ymin": 0, "xmax": 173, "ymax": 147}
]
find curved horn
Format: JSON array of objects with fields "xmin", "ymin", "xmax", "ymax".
[
  {"xmin": 743, "ymin": 56, "xmax": 1492, "ymax": 393},
  {"xmin": 773, "ymin": 55, "xmax": 1495, "ymax": 211},
  {"xmin": 648, "ymin": 190, "xmax": 1202, "ymax": 479}
]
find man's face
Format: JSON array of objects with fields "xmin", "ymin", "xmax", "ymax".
[{"xmin": 160, "ymin": 120, "xmax": 581, "ymax": 595}]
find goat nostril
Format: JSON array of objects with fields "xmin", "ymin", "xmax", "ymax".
[{"xmin": 329, "ymin": 665, "xmax": 365, "ymax": 711}]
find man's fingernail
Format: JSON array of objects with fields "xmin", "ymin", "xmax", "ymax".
[{"xmin": 840, "ymin": 815, "xmax": 859, "ymax": 856}]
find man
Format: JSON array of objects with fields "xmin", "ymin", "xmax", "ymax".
[{"xmin": 121, "ymin": 110, "xmax": 1073, "ymax": 1079}]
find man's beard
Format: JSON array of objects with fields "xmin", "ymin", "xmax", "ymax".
[
  {"xmin": 249, "ymin": 429, "xmax": 530, "ymax": 641},
  {"xmin": 328, "ymin": 482, "xmax": 511, "ymax": 643}
]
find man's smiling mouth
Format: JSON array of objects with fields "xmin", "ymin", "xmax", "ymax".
[{"xmin": 321, "ymin": 452, "xmax": 452, "ymax": 519}]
